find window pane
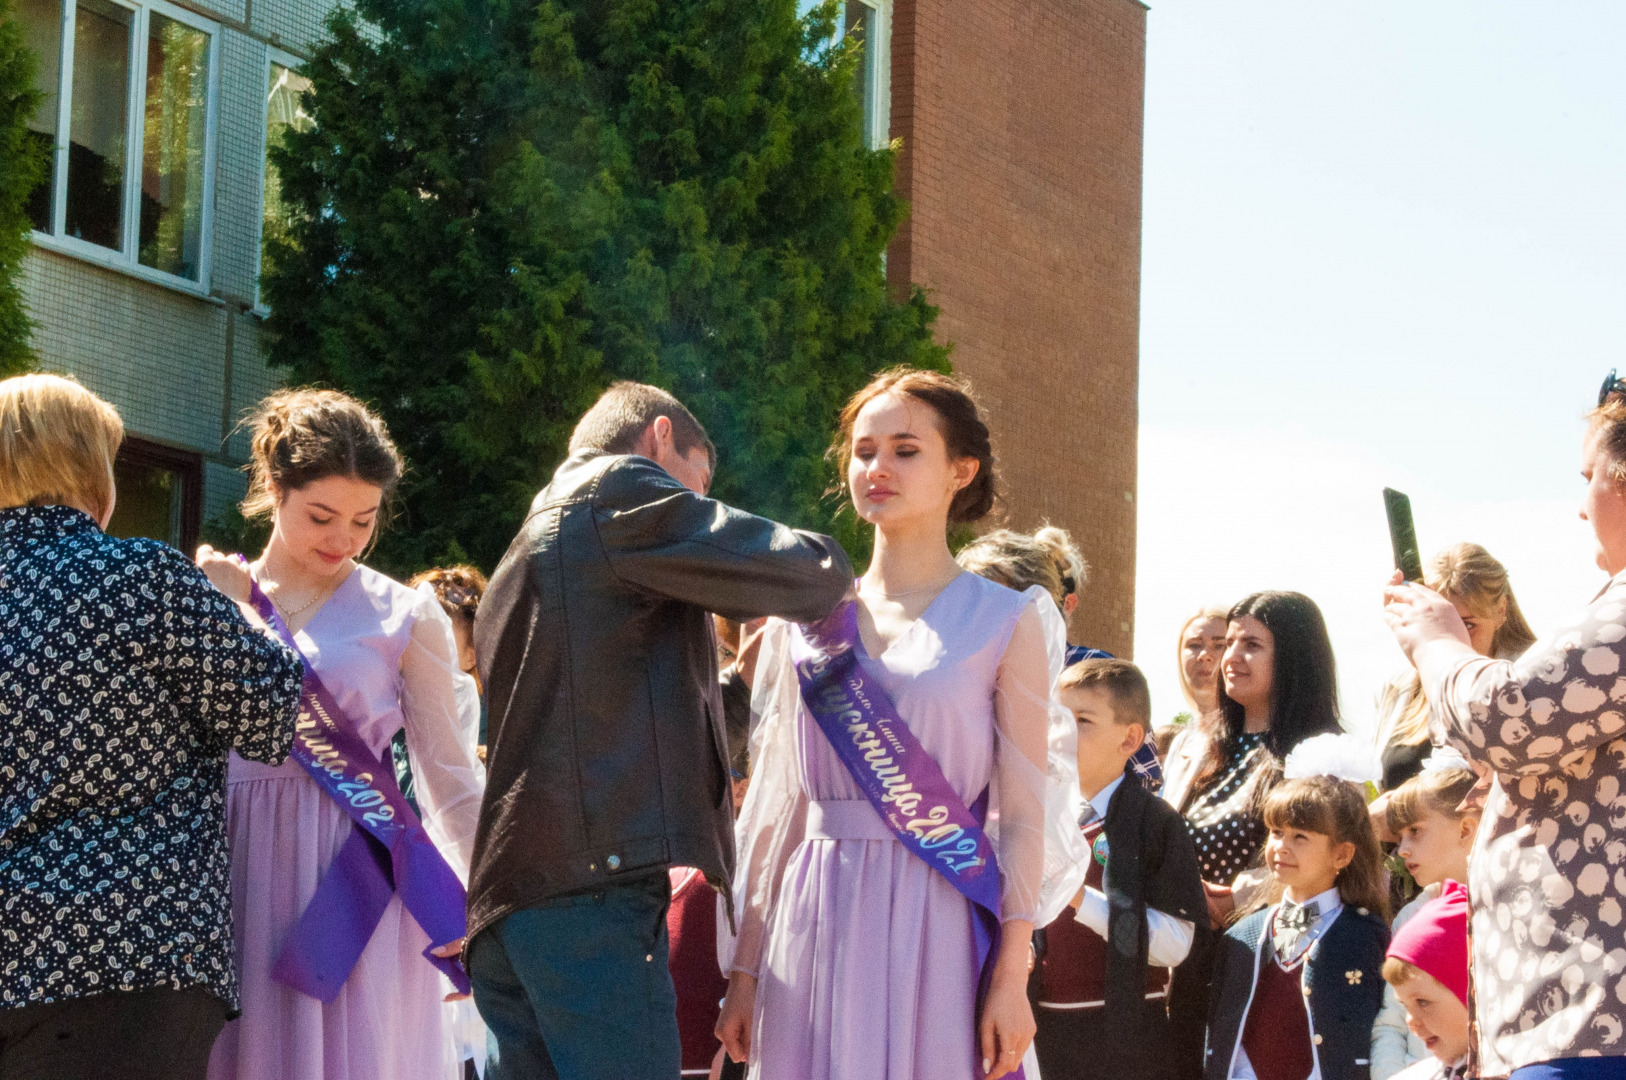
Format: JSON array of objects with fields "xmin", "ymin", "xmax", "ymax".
[
  {"xmin": 17, "ymin": 0, "xmax": 63, "ymax": 232},
  {"xmin": 64, "ymin": 0, "xmax": 129, "ymax": 250},
  {"xmin": 844, "ymin": 2, "xmax": 875, "ymax": 147},
  {"xmin": 138, "ymin": 13, "xmax": 209, "ymax": 279},
  {"xmin": 107, "ymin": 454, "xmax": 182, "ymax": 547},
  {"xmin": 260, "ymin": 62, "xmax": 312, "ymax": 293}
]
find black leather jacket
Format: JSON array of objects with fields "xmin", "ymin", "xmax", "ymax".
[{"xmin": 467, "ymin": 449, "xmax": 852, "ymax": 941}]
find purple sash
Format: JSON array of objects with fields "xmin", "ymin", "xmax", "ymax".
[
  {"xmin": 797, "ymin": 600, "xmax": 1023, "ymax": 1078},
  {"xmin": 246, "ymin": 574, "xmax": 471, "ymax": 1001}
]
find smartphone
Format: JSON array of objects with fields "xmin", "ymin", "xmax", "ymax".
[{"xmin": 1383, "ymin": 488, "xmax": 1424, "ymax": 582}]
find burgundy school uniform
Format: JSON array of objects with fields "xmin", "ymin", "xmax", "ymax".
[
  {"xmin": 1037, "ymin": 820, "xmax": 1171, "ymax": 1008},
  {"xmin": 668, "ymin": 867, "xmax": 727, "ymax": 1076},
  {"xmin": 1031, "ymin": 766, "xmax": 1209, "ymax": 1080},
  {"xmin": 1239, "ymin": 945, "xmax": 1314, "ymax": 1080}
]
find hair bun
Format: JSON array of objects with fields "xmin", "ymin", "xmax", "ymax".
[{"xmin": 241, "ymin": 388, "xmax": 403, "ymax": 520}]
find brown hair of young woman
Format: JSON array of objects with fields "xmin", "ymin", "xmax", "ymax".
[
  {"xmin": 1247, "ymin": 775, "xmax": 1390, "ymax": 922},
  {"xmin": 241, "ymin": 389, "xmax": 403, "ymax": 521},
  {"xmin": 406, "ymin": 564, "xmax": 488, "ymax": 629},
  {"xmin": 830, "ymin": 367, "xmax": 997, "ymax": 524}
]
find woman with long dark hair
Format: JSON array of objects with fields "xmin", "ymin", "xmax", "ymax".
[{"xmin": 1162, "ymin": 591, "xmax": 1343, "ymax": 927}]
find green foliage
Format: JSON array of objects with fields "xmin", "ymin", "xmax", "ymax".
[
  {"xmin": 262, "ymin": 0, "xmax": 946, "ymax": 575},
  {"xmin": 0, "ymin": 0, "xmax": 46, "ymax": 374}
]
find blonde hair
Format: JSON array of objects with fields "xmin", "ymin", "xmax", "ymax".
[
  {"xmin": 1034, "ymin": 524, "xmax": 1088, "ymax": 598},
  {"xmin": 1390, "ymin": 543, "xmax": 1535, "ymax": 746},
  {"xmin": 1176, "ymin": 606, "xmax": 1229, "ymax": 712},
  {"xmin": 957, "ymin": 529, "xmax": 1064, "ymax": 604},
  {"xmin": 1385, "ymin": 766, "xmax": 1479, "ymax": 834},
  {"xmin": 1589, "ymin": 397, "xmax": 1626, "ymax": 484},
  {"xmin": 1382, "ymin": 957, "xmax": 1427, "ymax": 989},
  {"xmin": 0, "ymin": 373, "xmax": 124, "ymax": 520}
]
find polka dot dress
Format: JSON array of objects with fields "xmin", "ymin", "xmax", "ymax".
[{"xmin": 1182, "ymin": 731, "xmax": 1271, "ymax": 883}]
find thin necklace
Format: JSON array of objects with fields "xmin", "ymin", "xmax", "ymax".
[
  {"xmin": 860, "ymin": 569, "xmax": 961, "ymax": 602},
  {"xmin": 254, "ymin": 569, "xmax": 326, "ymax": 621}
]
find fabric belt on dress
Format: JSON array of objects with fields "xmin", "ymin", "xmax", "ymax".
[{"xmin": 805, "ymin": 800, "xmax": 898, "ymax": 842}]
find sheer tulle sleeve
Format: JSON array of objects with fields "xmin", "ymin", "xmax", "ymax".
[
  {"xmin": 725, "ymin": 617, "xmax": 810, "ymax": 978},
  {"xmin": 1018, "ymin": 587, "xmax": 1093, "ymax": 928},
  {"xmin": 988, "ymin": 602, "xmax": 1065, "ymax": 925},
  {"xmin": 399, "ymin": 588, "xmax": 487, "ymax": 885}
]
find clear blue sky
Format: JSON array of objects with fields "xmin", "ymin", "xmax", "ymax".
[{"xmin": 1132, "ymin": 1, "xmax": 1626, "ymax": 729}]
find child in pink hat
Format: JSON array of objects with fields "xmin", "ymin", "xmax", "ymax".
[{"xmin": 1380, "ymin": 880, "xmax": 1471, "ymax": 1080}]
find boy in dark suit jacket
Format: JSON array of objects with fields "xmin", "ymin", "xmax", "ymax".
[{"xmin": 1032, "ymin": 659, "xmax": 1209, "ymax": 1080}]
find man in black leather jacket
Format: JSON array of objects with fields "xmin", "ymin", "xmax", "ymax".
[{"xmin": 467, "ymin": 381, "xmax": 852, "ymax": 1080}]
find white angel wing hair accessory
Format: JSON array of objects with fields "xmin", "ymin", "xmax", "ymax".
[{"xmin": 1283, "ymin": 732, "xmax": 1383, "ymax": 786}]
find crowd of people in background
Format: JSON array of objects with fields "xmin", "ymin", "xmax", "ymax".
[{"xmin": 6, "ymin": 364, "xmax": 1626, "ymax": 1080}]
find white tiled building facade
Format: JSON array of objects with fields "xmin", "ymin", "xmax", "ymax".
[
  {"xmin": 16, "ymin": 0, "xmax": 333, "ymax": 549},
  {"xmin": 14, "ymin": 0, "xmax": 891, "ymax": 553}
]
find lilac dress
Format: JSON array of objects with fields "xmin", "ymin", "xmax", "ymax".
[
  {"xmin": 208, "ymin": 566, "xmax": 485, "ymax": 1080},
  {"xmin": 731, "ymin": 572, "xmax": 1053, "ymax": 1080}
]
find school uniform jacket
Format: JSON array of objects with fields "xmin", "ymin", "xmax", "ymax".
[
  {"xmin": 1031, "ymin": 764, "xmax": 1209, "ymax": 1080},
  {"xmin": 1204, "ymin": 903, "xmax": 1390, "ymax": 1080}
]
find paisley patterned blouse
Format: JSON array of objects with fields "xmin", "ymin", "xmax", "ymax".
[
  {"xmin": 0, "ymin": 505, "xmax": 304, "ymax": 1011},
  {"xmin": 1428, "ymin": 570, "xmax": 1626, "ymax": 1073}
]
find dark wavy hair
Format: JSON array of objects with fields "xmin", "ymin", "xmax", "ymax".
[
  {"xmin": 1218, "ymin": 591, "xmax": 1342, "ymax": 759},
  {"xmin": 1180, "ymin": 591, "xmax": 1344, "ymax": 811}
]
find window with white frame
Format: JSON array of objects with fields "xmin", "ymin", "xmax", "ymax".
[
  {"xmin": 257, "ymin": 53, "xmax": 313, "ymax": 308},
  {"xmin": 19, "ymin": 0, "xmax": 218, "ymax": 286},
  {"xmin": 798, "ymin": 0, "xmax": 890, "ymax": 150}
]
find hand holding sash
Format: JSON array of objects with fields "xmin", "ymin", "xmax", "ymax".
[{"xmin": 242, "ymin": 569, "xmax": 472, "ymax": 1001}]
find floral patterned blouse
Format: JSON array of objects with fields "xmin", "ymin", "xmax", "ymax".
[
  {"xmin": 0, "ymin": 505, "xmax": 303, "ymax": 1011},
  {"xmin": 1427, "ymin": 571, "xmax": 1626, "ymax": 1074}
]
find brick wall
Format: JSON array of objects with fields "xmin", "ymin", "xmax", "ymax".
[{"xmin": 888, "ymin": 0, "xmax": 1146, "ymax": 657}]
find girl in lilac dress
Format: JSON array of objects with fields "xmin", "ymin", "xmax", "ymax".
[
  {"xmin": 198, "ymin": 390, "xmax": 485, "ymax": 1080},
  {"xmin": 718, "ymin": 369, "xmax": 1079, "ymax": 1080}
]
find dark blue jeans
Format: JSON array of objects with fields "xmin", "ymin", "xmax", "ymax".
[
  {"xmin": 469, "ymin": 876, "xmax": 680, "ymax": 1080},
  {"xmin": 1512, "ymin": 1060, "xmax": 1626, "ymax": 1080}
]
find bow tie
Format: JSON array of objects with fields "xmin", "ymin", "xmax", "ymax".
[{"xmin": 1273, "ymin": 898, "xmax": 1321, "ymax": 962}]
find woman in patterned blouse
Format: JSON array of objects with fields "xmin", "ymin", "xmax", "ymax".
[
  {"xmin": 0, "ymin": 375, "xmax": 305, "ymax": 1078},
  {"xmin": 1384, "ymin": 378, "xmax": 1626, "ymax": 1080},
  {"xmin": 1161, "ymin": 591, "xmax": 1344, "ymax": 928}
]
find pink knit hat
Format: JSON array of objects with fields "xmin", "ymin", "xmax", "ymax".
[{"xmin": 1386, "ymin": 879, "xmax": 1470, "ymax": 1006}]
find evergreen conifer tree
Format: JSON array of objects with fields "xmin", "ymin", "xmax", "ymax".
[
  {"xmin": 262, "ymin": 0, "xmax": 946, "ymax": 572},
  {"xmin": 0, "ymin": 0, "xmax": 45, "ymax": 374}
]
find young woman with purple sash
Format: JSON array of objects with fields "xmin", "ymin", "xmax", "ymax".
[
  {"xmin": 718, "ymin": 368, "xmax": 1083, "ymax": 1080},
  {"xmin": 199, "ymin": 390, "xmax": 486, "ymax": 1080}
]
